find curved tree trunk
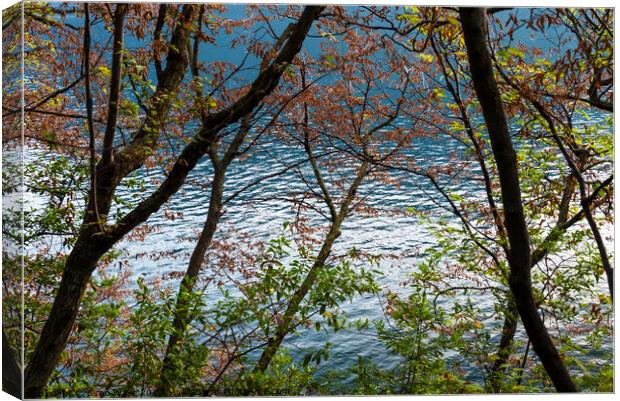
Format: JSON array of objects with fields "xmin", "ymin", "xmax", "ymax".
[
  {"xmin": 23, "ymin": 235, "xmax": 111, "ymax": 397},
  {"xmin": 155, "ymin": 122, "xmax": 245, "ymax": 395},
  {"xmin": 491, "ymin": 42, "xmax": 614, "ymax": 303},
  {"xmin": 155, "ymin": 164, "xmax": 225, "ymax": 396},
  {"xmin": 23, "ymin": 6, "xmax": 197, "ymax": 397},
  {"xmin": 489, "ymin": 170, "xmax": 579, "ymax": 391},
  {"xmin": 254, "ymin": 221, "xmax": 342, "ymax": 373},
  {"xmin": 154, "ymin": 6, "xmax": 325, "ymax": 392},
  {"xmin": 22, "ymin": 5, "xmax": 323, "ymax": 398},
  {"xmin": 488, "ymin": 298, "xmax": 518, "ymax": 391},
  {"xmin": 458, "ymin": 7, "xmax": 577, "ymax": 392}
]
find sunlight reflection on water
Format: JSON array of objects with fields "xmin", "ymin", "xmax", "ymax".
[{"xmin": 15, "ymin": 114, "xmax": 613, "ymax": 386}]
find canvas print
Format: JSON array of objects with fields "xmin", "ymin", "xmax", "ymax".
[{"xmin": 1, "ymin": 1, "xmax": 614, "ymax": 398}]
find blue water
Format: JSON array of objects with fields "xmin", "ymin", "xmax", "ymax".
[
  {"xmin": 16, "ymin": 118, "xmax": 612, "ymax": 388},
  {"xmin": 103, "ymin": 99, "xmax": 610, "ymax": 386}
]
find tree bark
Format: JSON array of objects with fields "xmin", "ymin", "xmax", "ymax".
[
  {"xmin": 23, "ymin": 6, "xmax": 197, "ymax": 397},
  {"xmin": 23, "ymin": 6, "xmax": 322, "ymax": 397},
  {"xmin": 155, "ymin": 163, "xmax": 225, "ymax": 396},
  {"xmin": 254, "ymin": 159, "xmax": 369, "ymax": 373},
  {"xmin": 153, "ymin": 6, "xmax": 325, "ymax": 392},
  {"xmin": 155, "ymin": 125, "xmax": 246, "ymax": 396},
  {"xmin": 490, "ymin": 42, "xmax": 614, "ymax": 303},
  {"xmin": 489, "ymin": 171, "xmax": 578, "ymax": 391},
  {"xmin": 2, "ymin": 329, "xmax": 21, "ymax": 398},
  {"xmin": 488, "ymin": 298, "xmax": 518, "ymax": 391},
  {"xmin": 23, "ymin": 5, "xmax": 322, "ymax": 398},
  {"xmin": 102, "ymin": 4, "xmax": 128, "ymax": 166},
  {"xmin": 459, "ymin": 7, "xmax": 577, "ymax": 392},
  {"xmin": 24, "ymin": 234, "xmax": 112, "ymax": 397}
]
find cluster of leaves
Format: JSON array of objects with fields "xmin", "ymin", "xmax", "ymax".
[
  {"xmin": 373, "ymin": 258, "xmax": 487, "ymax": 394},
  {"xmin": 18, "ymin": 222, "xmax": 382, "ymax": 397},
  {"xmin": 202, "ymin": 232, "xmax": 382, "ymax": 395},
  {"xmin": 2, "ymin": 153, "xmax": 90, "ymax": 363}
]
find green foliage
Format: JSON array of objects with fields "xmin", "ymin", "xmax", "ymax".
[
  {"xmin": 5, "ymin": 5, "xmax": 614, "ymax": 397},
  {"xmin": 3, "ymin": 154, "xmax": 90, "ymax": 370},
  {"xmin": 3, "ymin": 153, "xmax": 88, "ymax": 245},
  {"xmin": 317, "ymin": 356, "xmax": 394, "ymax": 395},
  {"xmin": 44, "ymin": 272, "xmax": 127, "ymax": 398},
  {"xmin": 218, "ymin": 351, "xmax": 318, "ymax": 396},
  {"xmin": 373, "ymin": 260, "xmax": 485, "ymax": 394},
  {"xmin": 207, "ymin": 233, "xmax": 381, "ymax": 347}
]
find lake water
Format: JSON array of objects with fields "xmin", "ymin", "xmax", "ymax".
[
  {"xmin": 112, "ymin": 130, "xmax": 460, "ymax": 381},
  {"xmin": 102, "ymin": 114, "xmax": 612, "ymax": 386},
  {"xmin": 8, "ymin": 108, "xmax": 611, "ymax": 390}
]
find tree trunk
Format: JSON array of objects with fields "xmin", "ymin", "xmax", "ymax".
[
  {"xmin": 23, "ymin": 6, "xmax": 197, "ymax": 396},
  {"xmin": 23, "ymin": 6, "xmax": 322, "ymax": 397},
  {"xmin": 23, "ymin": 234, "xmax": 112, "ymax": 397},
  {"xmin": 155, "ymin": 116, "xmax": 250, "ymax": 396},
  {"xmin": 254, "ymin": 222, "xmax": 342, "ymax": 373},
  {"xmin": 489, "ymin": 171, "xmax": 579, "ymax": 391},
  {"xmin": 488, "ymin": 298, "xmax": 517, "ymax": 392},
  {"xmin": 582, "ymin": 200, "xmax": 613, "ymax": 301},
  {"xmin": 497, "ymin": 53, "xmax": 614, "ymax": 303},
  {"xmin": 155, "ymin": 162, "xmax": 226, "ymax": 396},
  {"xmin": 254, "ymin": 159, "xmax": 369, "ymax": 373},
  {"xmin": 459, "ymin": 7, "xmax": 577, "ymax": 392},
  {"xmin": 3, "ymin": 329, "xmax": 21, "ymax": 398}
]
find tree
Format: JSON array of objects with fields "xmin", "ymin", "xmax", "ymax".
[
  {"xmin": 155, "ymin": 7, "xmax": 324, "ymax": 393},
  {"xmin": 414, "ymin": 7, "xmax": 612, "ymax": 390},
  {"xmin": 22, "ymin": 5, "xmax": 197, "ymax": 396},
  {"xmin": 458, "ymin": 7, "xmax": 577, "ymax": 392},
  {"xmin": 253, "ymin": 14, "xmax": 424, "ymax": 371},
  {"xmin": 15, "ymin": 4, "xmax": 323, "ymax": 397}
]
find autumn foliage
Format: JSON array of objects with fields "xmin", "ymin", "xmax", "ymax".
[{"xmin": 1, "ymin": 3, "xmax": 613, "ymax": 397}]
